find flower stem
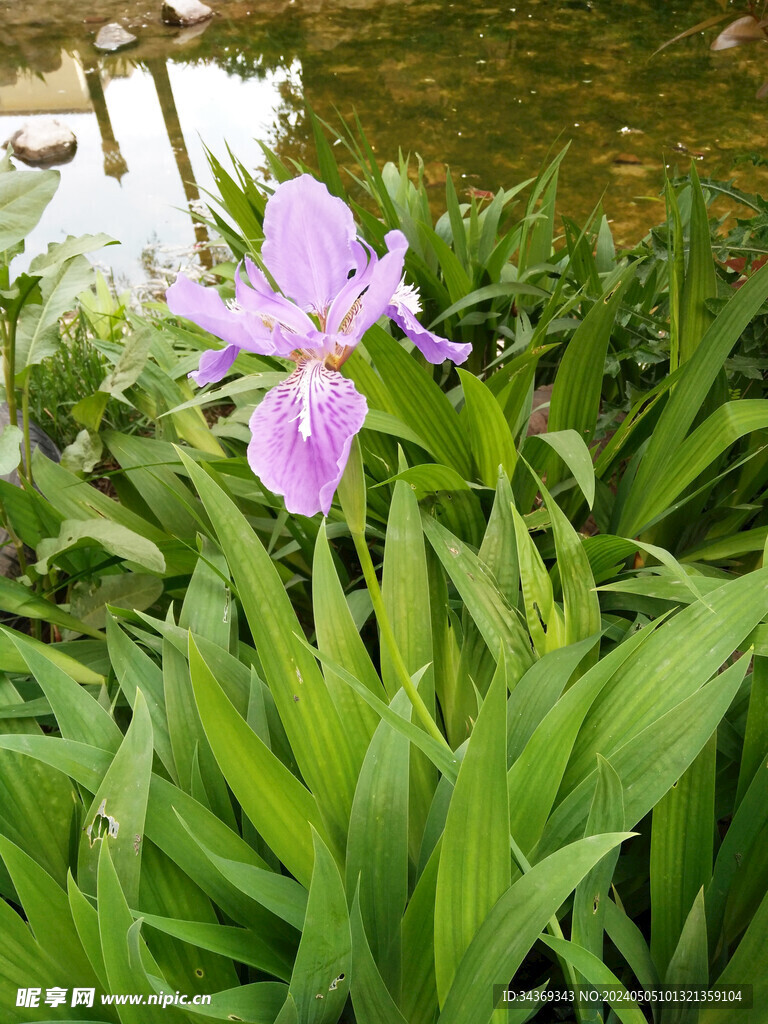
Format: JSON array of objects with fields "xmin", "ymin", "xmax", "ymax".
[
  {"xmin": 21, "ymin": 380, "xmax": 32, "ymax": 486},
  {"xmin": 351, "ymin": 528, "xmax": 451, "ymax": 752}
]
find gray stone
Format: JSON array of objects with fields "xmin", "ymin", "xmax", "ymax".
[
  {"xmin": 94, "ymin": 23, "xmax": 138, "ymax": 52},
  {"xmin": 161, "ymin": 0, "xmax": 213, "ymax": 26},
  {"xmin": 0, "ymin": 404, "xmax": 60, "ymax": 578},
  {"xmin": 5, "ymin": 119, "xmax": 76, "ymax": 166}
]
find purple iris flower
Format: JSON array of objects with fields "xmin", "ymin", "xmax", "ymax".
[{"xmin": 167, "ymin": 174, "xmax": 472, "ymax": 517}]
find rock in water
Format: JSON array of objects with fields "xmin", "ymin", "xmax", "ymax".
[
  {"xmin": 94, "ymin": 23, "xmax": 138, "ymax": 52},
  {"xmin": 6, "ymin": 119, "xmax": 77, "ymax": 165},
  {"xmin": 162, "ymin": 0, "xmax": 213, "ymax": 26}
]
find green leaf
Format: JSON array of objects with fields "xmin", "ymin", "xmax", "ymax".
[
  {"xmin": 435, "ymin": 656, "xmax": 510, "ymax": 1003},
  {"xmin": 0, "ymin": 577, "xmax": 105, "ymax": 639},
  {"xmin": 421, "ymin": 513, "xmax": 534, "ymax": 684},
  {"xmin": 0, "ymin": 835, "xmax": 97, "ymax": 982},
  {"xmin": 662, "ymin": 889, "xmax": 708, "ymax": 1024},
  {"xmin": 78, "ymin": 690, "xmax": 154, "ymax": 905},
  {"xmin": 571, "ymin": 756, "xmax": 625, "ymax": 973},
  {"xmin": 650, "ymin": 736, "xmax": 715, "ymax": 978},
  {"xmin": 345, "ymin": 691, "xmax": 410, "ymax": 996},
  {"xmin": 179, "ymin": 450, "xmax": 358, "ymax": 854},
  {"xmin": 35, "ymin": 518, "xmax": 166, "ymax": 575},
  {"xmin": 99, "ymin": 323, "xmax": 154, "ymax": 396},
  {"xmin": 15, "ymin": 255, "xmax": 94, "ymax": 375},
  {"xmin": 70, "ymin": 573, "xmax": 163, "ymax": 631},
  {"xmin": 565, "ymin": 567, "xmax": 768, "ymax": 790},
  {"xmin": 548, "ymin": 270, "xmax": 633, "ymax": 445},
  {"xmin": 0, "ymin": 423, "xmax": 22, "ymax": 475},
  {"xmin": 530, "ymin": 429, "xmax": 595, "ymax": 508},
  {"xmin": 457, "ymin": 369, "xmax": 517, "ymax": 486},
  {"xmin": 700, "ymin": 887, "xmax": 768, "ymax": 1024},
  {"xmin": 349, "ymin": 890, "xmax": 409, "ymax": 1024},
  {"xmin": 188, "ymin": 635, "xmax": 325, "ymax": 888},
  {"xmin": 537, "ymin": 657, "xmax": 748, "ymax": 858},
  {"xmin": 437, "ymin": 832, "xmax": 633, "ymax": 1024},
  {"xmin": 288, "ymin": 830, "xmax": 351, "ymax": 1024},
  {"xmin": 60, "ymin": 428, "xmax": 104, "ymax": 474},
  {"xmin": 0, "ymin": 166, "xmax": 58, "ymax": 252},
  {"xmin": 363, "ymin": 325, "xmax": 473, "ymax": 478},
  {"xmin": 679, "ymin": 164, "xmax": 717, "ymax": 363},
  {"xmin": 540, "ymin": 935, "xmax": 647, "ymax": 1024}
]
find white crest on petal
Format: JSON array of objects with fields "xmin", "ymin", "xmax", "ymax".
[
  {"xmin": 226, "ymin": 299, "xmax": 244, "ymax": 313},
  {"xmin": 391, "ymin": 276, "xmax": 422, "ymax": 315},
  {"xmin": 291, "ymin": 359, "xmax": 323, "ymax": 440}
]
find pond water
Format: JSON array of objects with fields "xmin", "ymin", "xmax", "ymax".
[{"xmin": 2, "ymin": 0, "xmax": 768, "ymax": 286}]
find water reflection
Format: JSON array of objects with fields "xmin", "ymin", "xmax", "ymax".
[{"xmin": 1, "ymin": 0, "xmax": 768, "ymax": 284}]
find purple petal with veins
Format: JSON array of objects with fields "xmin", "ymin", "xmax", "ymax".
[
  {"xmin": 166, "ymin": 273, "xmax": 274, "ymax": 353},
  {"xmin": 387, "ymin": 282, "xmax": 472, "ymax": 364},
  {"xmin": 190, "ymin": 344, "xmax": 240, "ymax": 386},
  {"xmin": 247, "ymin": 360, "xmax": 368, "ymax": 517},
  {"xmin": 261, "ymin": 175, "xmax": 357, "ymax": 314}
]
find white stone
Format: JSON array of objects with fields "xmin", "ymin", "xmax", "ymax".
[
  {"xmin": 162, "ymin": 0, "xmax": 213, "ymax": 26},
  {"xmin": 94, "ymin": 23, "xmax": 138, "ymax": 52},
  {"xmin": 5, "ymin": 119, "xmax": 76, "ymax": 165}
]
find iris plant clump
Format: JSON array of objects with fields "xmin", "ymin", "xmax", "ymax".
[{"xmin": 167, "ymin": 175, "xmax": 471, "ymax": 516}]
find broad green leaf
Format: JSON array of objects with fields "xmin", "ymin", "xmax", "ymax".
[
  {"xmin": 0, "ymin": 576, "xmax": 105, "ymax": 638},
  {"xmin": 9, "ymin": 634, "xmax": 120, "ymax": 751},
  {"xmin": 679, "ymin": 164, "xmax": 717, "ymax": 363},
  {"xmin": 312, "ymin": 524, "xmax": 383, "ymax": 769},
  {"xmin": 437, "ymin": 832, "xmax": 633, "ymax": 1024},
  {"xmin": 422, "ymin": 513, "xmax": 534, "ymax": 684},
  {"xmin": 435, "ymin": 657, "xmax": 510, "ymax": 1003},
  {"xmin": 531, "ymin": 429, "xmax": 595, "ymax": 508},
  {"xmin": 537, "ymin": 657, "xmax": 748, "ymax": 858},
  {"xmin": 138, "ymin": 911, "xmax": 293, "ymax": 980},
  {"xmin": 99, "ymin": 323, "xmax": 154, "ymax": 396},
  {"xmin": 179, "ymin": 450, "xmax": 358, "ymax": 854},
  {"xmin": 106, "ymin": 615, "xmax": 175, "ymax": 779},
  {"xmin": 0, "ymin": 166, "xmax": 58, "ymax": 251},
  {"xmin": 662, "ymin": 889, "xmax": 708, "ymax": 1024},
  {"xmin": 0, "ymin": 835, "xmax": 97, "ymax": 982},
  {"xmin": 363, "ymin": 325, "xmax": 473, "ymax": 477},
  {"xmin": 0, "ymin": 676, "xmax": 75, "ymax": 887},
  {"xmin": 346, "ymin": 691, "xmax": 410, "ymax": 996},
  {"xmin": 705, "ymin": 749, "xmax": 768, "ymax": 954},
  {"xmin": 507, "ymin": 636, "xmax": 601, "ymax": 764},
  {"xmin": 650, "ymin": 735, "xmax": 715, "ymax": 978},
  {"xmin": 188, "ymin": 636, "xmax": 325, "ymax": 888},
  {"xmin": 15, "ymin": 255, "xmax": 94, "ymax": 375},
  {"xmin": 29, "ymin": 232, "xmax": 114, "ymax": 274},
  {"xmin": 68, "ymin": 871, "xmax": 109, "ymax": 989},
  {"xmin": 0, "ymin": 423, "xmax": 21, "ymax": 475},
  {"xmin": 621, "ymin": 400, "xmax": 768, "ymax": 535},
  {"xmin": 457, "ymin": 369, "xmax": 517, "ymax": 486},
  {"xmin": 70, "ymin": 573, "xmax": 163, "ymax": 631},
  {"xmin": 571, "ymin": 756, "xmax": 625, "ymax": 978},
  {"xmin": 604, "ymin": 898, "xmax": 660, "ymax": 997},
  {"xmin": 401, "ymin": 843, "xmax": 441, "ymax": 1024},
  {"xmin": 548, "ymin": 270, "xmax": 633, "ymax": 445},
  {"xmin": 540, "ymin": 935, "xmax": 647, "ymax": 1024},
  {"xmin": 511, "ymin": 504, "xmax": 562, "ymax": 655},
  {"xmin": 35, "ymin": 518, "xmax": 166, "ymax": 575},
  {"xmin": 382, "ymin": 469, "xmax": 436, "ymax": 861},
  {"xmin": 78, "ymin": 691, "xmax": 153, "ymax": 905},
  {"xmin": 625, "ymin": 259, "xmax": 768, "ymax": 525},
  {"xmin": 565, "ymin": 567, "xmax": 768, "ymax": 790},
  {"xmin": 737, "ymin": 655, "xmax": 768, "ymax": 805},
  {"xmin": 97, "ymin": 842, "xmax": 166, "ymax": 1024},
  {"xmin": 700, "ymin": 887, "xmax": 768, "ymax": 1024},
  {"xmin": 176, "ymin": 823, "xmax": 307, "ymax": 931},
  {"xmin": 350, "ymin": 890, "xmax": 409, "ymax": 1024},
  {"xmin": 288, "ymin": 830, "xmax": 351, "ymax": 1024}
]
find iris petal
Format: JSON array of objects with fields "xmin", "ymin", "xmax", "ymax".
[
  {"xmin": 387, "ymin": 299, "xmax": 473, "ymax": 364},
  {"xmin": 190, "ymin": 344, "xmax": 240, "ymax": 386},
  {"xmin": 247, "ymin": 360, "xmax": 368, "ymax": 517},
  {"xmin": 166, "ymin": 273, "xmax": 274, "ymax": 353},
  {"xmin": 261, "ymin": 175, "xmax": 357, "ymax": 314}
]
